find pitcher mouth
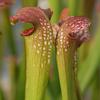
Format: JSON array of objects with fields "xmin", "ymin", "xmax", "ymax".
[
  {"xmin": 10, "ymin": 16, "xmax": 36, "ymax": 36},
  {"xmin": 20, "ymin": 27, "xmax": 35, "ymax": 36}
]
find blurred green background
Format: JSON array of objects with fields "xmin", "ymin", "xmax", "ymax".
[{"xmin": 0, "ymin": 0, "xmax": 100, "ymax": 100}]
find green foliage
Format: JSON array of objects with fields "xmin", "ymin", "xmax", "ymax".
[{"xmin": 78, "ymin": 14, "xmax": 100, "ymax": 93}]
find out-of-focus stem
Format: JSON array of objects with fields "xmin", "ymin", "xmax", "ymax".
[
  {"xmin": 48, "ymin": 48, "xmax": 61, "ymax": 100},
  {"xmin": 78, "ymin": 35, "xmax": 100, "ymax": 93},
  {"xmin": 83, "ymin": 0, "xmax": 95, "ymax": 18},
  {"xmin": 0, "ymin": 11, "xmax": 4, "ymax": 100},
  {"xmin": 3, "ymin": 8, "xmax": 17, "ymax": 55},
  {"xmin": 22, "ymin": 0, "xmax": 38, "ymax": 7},
  {"xmin": 2, "ymin": 8, "xmax": 17, "ymax": 100},
  {"xmin": 0, "ymin": 87, "xmax": 4, "ymax": 100},
  {"xmin": 47, "ymin": 0, "xmax": 62, "ymax": 98},
  {"xmin": 48, "ymin": 0, "xmax": 62, "ymax": 23},
  {"xmin": 67, "ymin": 0, "xmax": 95, "ymax": 17},
  {"xmin": 67, "ymin": 0, "xmax": 79, "ymax": 15},
  {"xmin": 0, "ymin": 31, "xmax": 3, "ymax": 74},
  {"xmin": 78, "ymin": 13, "xmax": 100, "ymax": 93},
  {"xmin": 44, "ymin": 89, "xmax": 53, "ymax": 100},
  {"xmin": 92, "ymin": 69, "xmax": 100, "ymax": 100}
]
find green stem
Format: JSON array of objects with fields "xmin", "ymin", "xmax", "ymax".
[
  {"xmin": 22, "ymin": 0, "xmax": 38, "ymax": 7},
  {"xmin": 2, "ymin": 8, "xmax": 17, "ymax": 100},
  {"xmin": 67, "ymin": 0, "xmax": 95, "ymax": 17},
  {"xmin": 0, "ymin": 87, "xmax": 4, "ymax": 100},
  {"xmin": 3, "ymin": 8, "xmax": 17, "ymax": 55},
  {"xmin": 67, "ymin": 0, "xmax": 80, "ymax": 15},
  {"xmin": 82, "ymin": 0, "xmax": 95, "ymax": 18},
  {"xmin": 25, "ymin": 34, "xmax": 53, "ymax": 100},
  {"xmin": 48, "ymin": 48, "xmax": 61, "ymax": 100},
  {"xmin": 0, "ymin": 31, "xmax": 3, "ymax": 76},
  {"xmin": 16, "ymin": 55, "xmax": 26, "ymax": 100},
  {"xmin": 44, "ymin": 88, "xmax": 53, "ymax": 100},
  {"xmin": 92, "ymin": 69, "xmax": 100, "ymax": 100},
  {"xmin": 0, "ymin": 12, "xmax": 4, "ymax": 100},
  {"xmin": 48, "ymin": 0, "xmax": 62, "ymax": 23},
  {"xmin": 57, "ymin": 42, "xmax": 79, "ymax": 100}
]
